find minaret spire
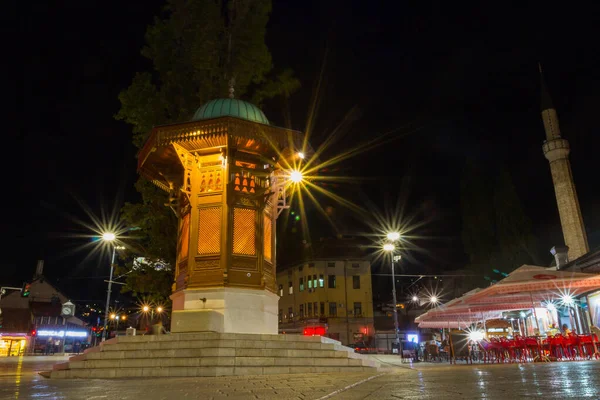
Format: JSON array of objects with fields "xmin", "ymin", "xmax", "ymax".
[
  {"xmin": 540, "ymin": 65, "xmax": 589, "ymax": 261},
  {"xmin": 539, "ymin": 63, "xmax": 554, "ymax": 112}
]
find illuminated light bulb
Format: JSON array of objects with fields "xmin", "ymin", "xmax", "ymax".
[
  {"xmin": 412, "ymin": 296, "xmax": 419, "ymax": 302},
  {"xmin": 142, "ymin": 305, "xmax": 150, "ymax": 312},
  {"xmin": 430, "ymin": 296, "xmax": 438, "ymax": 304},
  {"xmin": 386, "ymin": 232, "xmax": 400, "ymax": 241},
  {"xmin": 156, "ymin": 307, "xmax": 163, "ymax": 313},
  {"xmin": 383, "ymin": 243, "xmax": 395, "ymax": 252},
  {"xmin": 561, "ymin": 294, "xmax": 574, "ymax": 306},
  {"xmin": 468, "ymin": 330, "xmax": 485, "ymax": 342},
  {"xmin": 102, "ymin": 232, "xmax": 116, "ymax": 241},
  {"xmin": 290, "ymin": 170, "xmax": 303, "ymax": 183},
  {"xmin": 546, "ymin": 302, "xmax": 556, "ymax": 311},
  {"xmin": 297, "ymin": 152, "xmax": 305, "ymax": 159}
]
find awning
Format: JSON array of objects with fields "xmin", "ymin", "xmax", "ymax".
[{"xmin": 414, "ymin": 264, "xmax": 600, "ymax": 329}]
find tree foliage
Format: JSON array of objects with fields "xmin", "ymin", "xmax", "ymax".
[
  {"xmin": 461, "ymin": 162, "xmax": 540, "ymax": 283},
  {"xmin": 116, "ymin": 0, "xmax": 300, "ymax": 301}
]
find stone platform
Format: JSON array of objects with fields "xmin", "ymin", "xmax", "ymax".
[{"xmin": 46, "ymin": 333, "xmax": 379, "ymax": 378}]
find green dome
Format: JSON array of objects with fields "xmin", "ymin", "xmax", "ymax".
[{"xmin": 191, "ymin": 98, "xmax": 269, "ymax": 125}]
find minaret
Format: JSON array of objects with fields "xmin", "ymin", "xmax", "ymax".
[{"xmin": 540, "ymin": 65, "xmax": 589, "ymax": 261}]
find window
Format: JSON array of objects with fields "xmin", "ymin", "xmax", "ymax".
[
  {"xmin": 313, "ymin": 274, "xmax": 317, "ymax": 288},
  {"xmin": 232, "ymin": 208, "xmax": 256, "ymax": 255},
  {"xmin": 329, "ymin": 302, "xmax": 337, "ymax": 317},
  {"xmin": 328, "ymin": 275, "xmax": 336, "ymax": 288},
  {"xmin": 353, "ymin": 275, "xmax": 360, "ymax": 289},
  {"xmin": 319, "ymin": 274, "xmax": 324, "ymax": 287},
  {"xmin": 320, "ymin": 302, "xmax": 325, "ymax": 315},
  {"xmin": 279, "ymin": 309, "xmax": 283, "ymax": 322},
  {"xmin": 279, "ymin": 284, "xmax": 283, "ymax": 296},
  {"xmin": 352, "ymin": 263, "xmax": 360, "ymax": 268},
  {"xmin": 288, "ymin": 281, "xmax": 293, "ymax": 295},
  {"xmin": 327, "ymin": 262, "xmax": 335, "ymax": 268},
  {"xmin": 308, "ymin": 302, "xmax": 312, "ymax": 316},
  {"xmin": 299, "ymin": 265, "xmax": 303, "ymax": 272},
  {"xmin": 314, "ymin": 302, "xmax": 318, "ymax": 316},
  {"xmin": 299, "ymin": 304, "xmax": 304, "ymax": 318},
  {"xmin": 299, "ymin": 277, "xmax": 305, "ymax": 291},
  {"xmin": 354, "ymin": 302, "xmax": 362, "ymax": 316},
  {"xmin": 263, "ymin": 214, "xmax": 272, "ymax": 262},
  {"xmin": 308, "ymin": 262, "xmax": 315, "ymax": 268},
  {"xmin": 308, "ymin": 278, "xmax": 312, "ymax": 289},
  {"xmin": 288, "ymin": 307, "xmax": 293, "ymax": 319}
]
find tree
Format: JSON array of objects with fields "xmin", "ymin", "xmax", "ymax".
[
  {"xmin": 460, "ymin": 161, "xmax": 541, "ymax": 285},
  {"xmin": 460, "ymin": 160, "xmax": 496, "ymax": 277},
  {"xmin": 492, "ymin": 168, "xmax": 540, "ymax": 267},
  {"xmin": 116, "ymin": 0, "xmax": 300, "ymax": 301}
]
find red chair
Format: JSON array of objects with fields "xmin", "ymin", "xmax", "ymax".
[
  {"xmin": 490, "ymin": 338, "xmax": 505, "ymax": 363},
  {"xmin": 478, "ymin": 339, "xmax": 495, "ymax": 364},
  {"xmin": 577, "ymin": 334, "xmax": 599, "ymax": 359},
  {"xmin": 565, "ymin": 333, "xmax": 582, "ymax": 360},
  {"xmin": 499, "ymin": 337, "xmax": 517, "ymax": 363},
  {"xmin": 525, "ymin": 336, "xmax": 543, "ymax": 361},
  {"xmin": 513, "ymin": 335, "xmax": 528, "ymax": 362}
]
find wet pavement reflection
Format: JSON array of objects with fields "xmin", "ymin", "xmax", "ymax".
[{"xmin": 0, "ymin": 356, "xmax": 598, "ymax": 399}]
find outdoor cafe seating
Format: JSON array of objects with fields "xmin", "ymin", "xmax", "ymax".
[{"xmin": 414, "ymin": 265, "xmax": 600, "ymax": 364}]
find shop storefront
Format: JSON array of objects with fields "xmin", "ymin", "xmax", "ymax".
[
  {"xmin": 33, "ymin": 328, "xmax": 89, "ymax": 354},
  {"xmin": 0, "ymin": 333, "xmax": 28, "ymax": 357},
  {"xmin": 588, "ymin": 291, "xmax": 600, "ymax": 326}
]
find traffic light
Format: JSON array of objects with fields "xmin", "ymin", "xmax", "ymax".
[
  {"xmin": 30, "ymin": 329, "xmax": 36, "ymax": 337},
  {"xmin": 21, "ymin": 283, "xmax": 31, "ymax": 297}
]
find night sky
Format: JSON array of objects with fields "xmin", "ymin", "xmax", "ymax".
[{"xmin": 9, "ymin": 1, "xmax": 600, "ymax": 304}]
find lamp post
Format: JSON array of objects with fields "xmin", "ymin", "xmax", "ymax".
[
  {"xmin": 383, "ymin": 234, "xmax": 402, "ymax": 356},
  {"xmin": 101, "ymin": 233, "xmax": 123, "ymax": 342}
]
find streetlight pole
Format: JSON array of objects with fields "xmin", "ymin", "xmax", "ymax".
[
  {"xmin": 391, "ymin": 254, "xmax": 401, "ymax": 353},
  {"xmin": 102, "ymin": 245, "xmax": 117, "ymax": 342},
  {"xmin": 384, "ymin": 231, "xmax": 402, "ymax": 357}
]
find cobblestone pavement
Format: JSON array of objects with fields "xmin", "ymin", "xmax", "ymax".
[{"xmin": 1, "ymin": 356, "xmax": 599, "ymax": 399}]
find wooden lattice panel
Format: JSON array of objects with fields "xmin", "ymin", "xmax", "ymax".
[
  {"xmin": 178, "ymin": 213, "xmax": 190, "ymax": 262},
  {"xmin": 263, "ymin": 213, "xmax": 272, "ymax": 262},
  {"xmin": 197, "ymin": 207, "xmax": 221, "ymax": 254},
  {"xmin": 233, "ymin": 208, "xmax": 256, "ymax": 255}
]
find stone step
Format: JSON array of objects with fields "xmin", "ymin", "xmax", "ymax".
[
  {"xmin": 100, "ymin": 339, "xmax": 338, "ymax": 352},
  {"xmin": 109, "ymin": 332, "xmax": 334, "ymax": 344},
  {"xmin": 69, "ymin": 356, "xmax": 368, "ymax": 369},
  {"xmin": 45, "ymin": 334, "xmax": 379, "ymax": 379},
  {"xmin": 82, "ymin": 347, "xmax": 352, "ymax": 360},
  {"xmin": 50, "ymin": 365, "xmax": 375, "ymax": 379}
]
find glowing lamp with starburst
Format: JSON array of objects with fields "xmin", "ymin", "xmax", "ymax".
[{"xmin": 137, "ymin": 94, "xmax": 313, "ymax": 335}]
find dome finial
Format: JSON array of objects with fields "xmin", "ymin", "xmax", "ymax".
[{"xmin": 228, "ymin": 77, "xmax": 235, "ymax": 99}]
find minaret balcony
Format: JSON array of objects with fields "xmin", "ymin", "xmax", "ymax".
[{"xmin": 543, "ymin": 138, "xmax": 570, "ymax": 162}]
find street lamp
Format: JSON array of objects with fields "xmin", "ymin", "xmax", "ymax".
[
  {"xmin": 386, "ymin": 232, "xmax": 400, "ymax": 242},
  {"xmin": 101, "ymin": 233, "xmax": 123, "ymax": 342},
  {"xmin": 383, "ymin": 240, "xmax": 402, "ymax": 356},
  {"xmin": 289, "ymin": 170, "xmax": 303, "ymax": 183}
]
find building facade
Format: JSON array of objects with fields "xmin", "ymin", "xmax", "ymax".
[
  {"xmin": 276, "ymin": 255, "xmax": 374, "ymax": 346},
  {"xmin": 0, "ymin": 271, "xmax": 88, "ymax": 356}
]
